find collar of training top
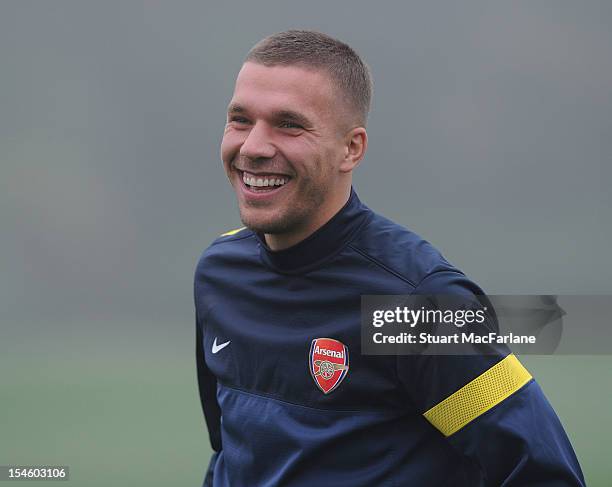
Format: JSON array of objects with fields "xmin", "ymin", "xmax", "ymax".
[{"xmin": 254, "ymin": 187, "xmax": 372, "ymax": 274}]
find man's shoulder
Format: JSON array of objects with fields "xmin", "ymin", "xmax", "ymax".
[
  {"xmin": 194, "ymin": 226, "xmax": 256, "ymax": 276},
  {"xmin": 349, "ymin": 210, "xmax": 462, "ymax": 289},
  {"xmin": 210, "ymin": 225, "xmax": 254, "ymax": 247}
]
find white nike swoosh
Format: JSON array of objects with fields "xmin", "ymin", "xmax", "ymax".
[{"xmin": 212, "ymin": 337, "xmax": 231, "ymax": 354}]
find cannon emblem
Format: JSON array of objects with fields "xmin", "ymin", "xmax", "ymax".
[{"xmin": 309, "ymin": 338, "xmax": 350, "ymax": 394}]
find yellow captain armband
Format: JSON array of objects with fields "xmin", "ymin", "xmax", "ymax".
[
  {"xmin": 220, "ymin": 226, "xmax": 246, "ymax": 237},
  {"xmin": 423, "ymin": 353, "xmax": 532, "ymax": 437}
]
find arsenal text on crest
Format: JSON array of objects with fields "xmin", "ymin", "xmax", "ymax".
[{"xmin": 309, "ymin": 338, "xmax": 350, "ymax": 395}]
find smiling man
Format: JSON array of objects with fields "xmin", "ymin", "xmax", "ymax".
[
  {"xmin": 221, "ymin": 50, "xmax": 367, "ymax": 250},
  {"xmin": 194, "ymin": 30, "xmax": 585, "ymax": 486}
]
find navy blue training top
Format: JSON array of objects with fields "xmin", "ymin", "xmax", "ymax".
[{"xmin": 194, "ymin": 188, "xmax": 585, "ymax": 486}]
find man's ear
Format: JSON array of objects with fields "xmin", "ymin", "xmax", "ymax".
[{"xmin": 339, "ymin": 127, "xmax": 368, "ymax": 173}]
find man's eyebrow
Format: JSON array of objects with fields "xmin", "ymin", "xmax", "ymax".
[
  {"xmin": 227, "ymin": 104, "xmax": 313, "ymax": 127},
  {"xmin": 227, "ymin": 103, "xmax": 246, "ymax": 115},
  {"xmin": 273, "ymin": 110, "xmax": 313, "ymax": 127}
]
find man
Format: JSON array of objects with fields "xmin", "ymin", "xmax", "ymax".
[{"xmin": 194, "ymin": 30, "xmax": 585, "ymax": 486}]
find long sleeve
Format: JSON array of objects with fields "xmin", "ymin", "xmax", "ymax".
[
  {"xmin": 195, "ymin": 301, "xmax": 222, "ymax": 486},
  {"xmin": 398, "ymin": 270, "xmax": 586, "ymax": 486}
]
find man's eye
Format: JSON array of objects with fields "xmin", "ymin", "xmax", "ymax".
[
  {"xmin": 279, "ymin": 121, "xmax": 303, "ymax": 129},
  {"xmin": 229, "ymin": 117, "xmax": 249, "ymax": 124}
]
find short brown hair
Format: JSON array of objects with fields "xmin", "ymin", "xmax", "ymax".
[{"xmin": 246, "ymin": 30, "xmax": 373, "ymax": 127}]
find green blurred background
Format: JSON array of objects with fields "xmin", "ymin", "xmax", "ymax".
[
  {"xmin": 2, "ymin": 346, "xmax": 611, "ymax": 485},
  {"xmin": 2, "ymin": 1, "xmax": 611, "ymax": 485}
]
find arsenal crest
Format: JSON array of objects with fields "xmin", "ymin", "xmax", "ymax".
[{"xmin": 309, "ymin": 338, "xmax": 349, "ymax": 394}]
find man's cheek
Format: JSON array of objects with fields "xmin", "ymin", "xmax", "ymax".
[{"xmin": 220, "ymin": 132, "xmax": 243, "ymax": 163}]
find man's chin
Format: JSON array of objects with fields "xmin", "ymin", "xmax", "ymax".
[
  {"xmin": 241, "ymin": 221, "xmax": 292, "ymax": 236},
  {"xmin": 239, "ymin": 208, "xmax": 298, "ymax": 236}
]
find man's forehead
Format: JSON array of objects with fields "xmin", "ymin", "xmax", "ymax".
[{"xmin": 230, "ymin": 62, "xmax": 335, "ymax": 115}]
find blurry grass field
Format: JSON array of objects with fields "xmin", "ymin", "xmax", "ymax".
[
  {"xmin": 1, "ymin": 321, "xmax": 610, "ymax": 486},
  {"xmin": 0, "ymin": 321, "xmax": 213, "ymax": 487}
]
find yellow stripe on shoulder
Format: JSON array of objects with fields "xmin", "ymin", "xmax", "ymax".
[
  {"xmin": 220, "ymin": 226, "xmax": 246, "ymax": 237},
  {"xmin": 423, "ymin": 354, "xmax": 532, "ymax": 437}
]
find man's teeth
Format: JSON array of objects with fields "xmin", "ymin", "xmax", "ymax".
[{"xmin": 243, "ymin": 173, "xmax": 288, "ymax": 187}]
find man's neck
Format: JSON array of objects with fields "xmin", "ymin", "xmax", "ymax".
[{"xmin": 264, "ymin": 186, "xmax": 352, "ymax": 251}]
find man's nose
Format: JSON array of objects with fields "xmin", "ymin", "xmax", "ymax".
[{"xmin": 239, "ymin": 122, "xmax": 276, "ymax": 160}]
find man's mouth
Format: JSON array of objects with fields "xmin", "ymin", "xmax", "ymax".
[{"xmin": 240, "ymin": 170, "xmax": 291, "ymax": 193}]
